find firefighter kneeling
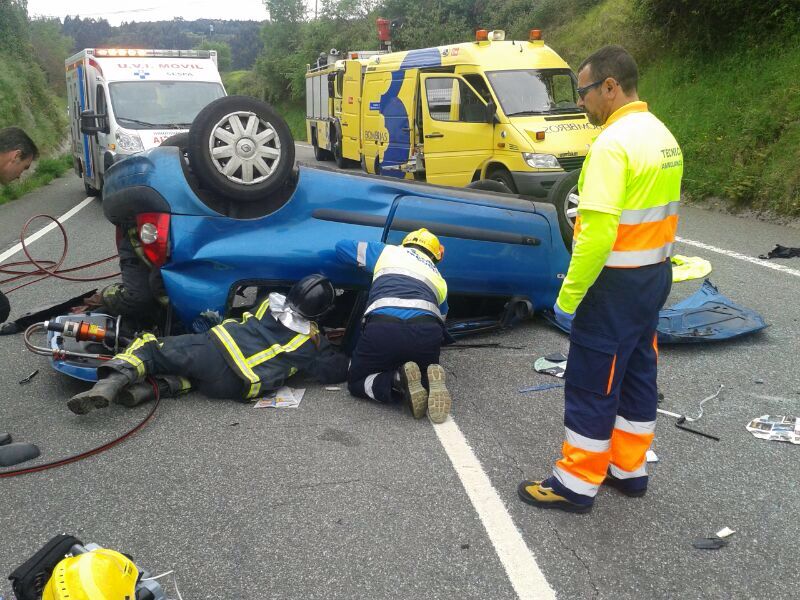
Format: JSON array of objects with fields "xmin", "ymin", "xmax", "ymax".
[
  {"xmin": 336, "ymin": 228, "xmax": 452, "ymax": 423},
  {"xmin": 67, "ymin": 274, "xmax": 348, "ymax": 414}
]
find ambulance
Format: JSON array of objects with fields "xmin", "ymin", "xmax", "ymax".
[
  {"xmin": 306, "ymin": 29, "xmax": 599, "ymax": 200},
  {"xmin": 66, "ymin": 48, "xmax": 225, "ymax": 195}
]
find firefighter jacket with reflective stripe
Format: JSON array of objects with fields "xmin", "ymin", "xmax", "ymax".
[
  {"xmin": 577, "ymin": 101, "xmax": 682, "ymax": 268},
  {"xmin": 336, "ymin": 240, "xmax": 448, "ymax": 321},
  {"xmin": 209, "ymin": 298, "xmax": 340, "ymax": 399}
]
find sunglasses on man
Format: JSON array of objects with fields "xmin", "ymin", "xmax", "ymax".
[{"xmin": 576, "ymin": 79, "xmax": 605, "ymax": 99}]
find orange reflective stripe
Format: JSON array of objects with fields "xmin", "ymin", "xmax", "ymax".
[
  {"xmin": 556, "ymin": 441, "xmax": 611, "ymax": 486},
  {"xmin": 652, "ymin": 333, "xmax": 659, "ymax": 360},
  {"xmin": 606, "ymin": 354, "xmax": 617, "ymax": 395},
  {"xmin": 573, "ymin": 214, "xmax": 583, "ymax": 239},
  {"xmin": 610, "ymin": 428, "xmax": 655, "ymax": 472},
  {"xmin": 613, "ymin": 214, "xmax": 678, "ymax": 252}
]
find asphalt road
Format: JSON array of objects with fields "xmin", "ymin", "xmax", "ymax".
[{"xmin": 1, "ymin": 145, "xmax": 799, "ymax": 599}]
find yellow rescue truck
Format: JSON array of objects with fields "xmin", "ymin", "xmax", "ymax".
[{"xmin": 305, "ymin": 30, "xmax": 598, "ymax": 206}]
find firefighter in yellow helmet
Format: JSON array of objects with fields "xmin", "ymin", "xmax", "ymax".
[
  {"xmin": 335, "ymin": 228, "xmax": 452, "ymax": 423},
  {"xmin": 42, "ymin": 548, "xmax": 138, "ymax": 600}
]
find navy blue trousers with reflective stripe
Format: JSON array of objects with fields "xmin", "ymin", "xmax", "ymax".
[
  {"xmin": 348, "ymin": 318, "xmax": 443, "ymax": 403},
  {"xmin": 101, "ymin": 332, "xmax": 246, "ymax": 400},
  {"xmin": 546, "ymin": 260, "xmax": 672, "ymax": 506}
]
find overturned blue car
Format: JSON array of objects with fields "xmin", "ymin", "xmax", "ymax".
[{"xmin": 101, "ymin": 96, "xmax": 571, "ymax": 338}]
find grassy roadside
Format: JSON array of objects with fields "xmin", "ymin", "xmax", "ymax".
[
  {"xmin": 546, "ymin": 0, "xmax": 800, "ymax": 216},
  {"xmin": 0, "ymin": 154, "xmax": 73, "ymax": 205}
]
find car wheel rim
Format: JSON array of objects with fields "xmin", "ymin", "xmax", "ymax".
[
  {"xmin": 564, "ymin": 184, "xmax": 579, "ymax": 229},
  {"xmin": 208, "ymin": 111, "xmax": 282, "ymax": 185}
]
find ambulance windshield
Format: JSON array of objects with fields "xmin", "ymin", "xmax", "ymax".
[
  {"xmin": 486, "ymin": 69, "xmax": 581, "ymax": 116},
  {"xmin": 110, "ymin": 81, "xmax": 225, "ymax": 129}
]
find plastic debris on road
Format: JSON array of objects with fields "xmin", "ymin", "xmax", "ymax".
[
  {"xmin": 518, "ymin": 383, "xmax": 565, "ymax": 393},
  {"xmin": 533, "ymin": 353, "xmax": 567, "ymax": 378},
  {"xmin": 692, "ymin": 537, "xmax": 728, "ymax": 550},
  {"xmin": 671, "ymin": 255, "xmax": 712, "ymax": 282},
  {"xmin": 646, "ymin": 450, "xmax": 659, "ymax": 463},
  {"xmin": 253, "ymin": 387, "xmax": 306, "ymax": 408},
  {"xmin": 758, "ymin": 244, "xmax": 800, "ymax": 259},
  {"xmin": 746, "ymin": 415, "xmax": 800, "ymax": 444}
]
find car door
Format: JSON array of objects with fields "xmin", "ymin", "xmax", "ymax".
[
  {"xmin": 383, "ymin": 190, "xmax": 568, "ymax": 311},
  {"xmin": 419, "ymin": 74, "xmax": 493, "ymax": 187}
]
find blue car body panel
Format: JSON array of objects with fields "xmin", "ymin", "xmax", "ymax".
[
  {"xmin": 103, "ymin": 147, "xmax": 570, "ymax": 329},
  {"xmin": 542, "ymin": 279, "xmax": 768, "ymax": 344}
]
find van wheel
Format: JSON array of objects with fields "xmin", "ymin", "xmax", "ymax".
[
  {"xmin": 486, "ymin": 167, "xmax": 517, "ymax": 194},
  {"xmin": 547, "ymin": 168, "xmax": 580, "ymax": 248},
  {"xmin": 188, "ymin": 96, "xmax": 294, "ymax": 203},
  {"xmin": 467, "ymin": 179, "xmax": 513, "ymax": 194},
  {"xmin": 160, "ymin": 132, "xmax": 189, "ymax": 151}
]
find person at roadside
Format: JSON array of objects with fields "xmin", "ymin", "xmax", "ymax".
[
  {"xmin": 518, "ymin": 45, "xmax": 682, "ymax": 513},
  {"xmin": 0, "ymin": 127, "xmax": 39, "ymax": 324},
  {"xmin": 67, "ymin": 274, "xmax": 348, "ymax": 414},
  {"xmin": 335, "ymin": 228, "xmax": 452, "ymax": 423}
]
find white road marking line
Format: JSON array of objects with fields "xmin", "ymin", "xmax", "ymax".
[
  {"xmin": 0, "ymin": 197, "xmax": 94, "ymax": 264},
  {"xmin": 676, "ymin": 236, "xmax": 800, "ymax": 278},
  {"xmin": 433, "ymin": 418, "xmax": 556, "ymax": 600},
  {"xmin": 295, "ymin": 142, "xmax": 312, "ymax": 148}
]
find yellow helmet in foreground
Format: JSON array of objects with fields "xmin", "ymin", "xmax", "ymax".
[
  {"xmin": 402, "ymin": 228, "xmax": 444, "ymax": 262},
  {"xmin": 42, "ymin": 548, "xmax": 139, "ymax": 600}
]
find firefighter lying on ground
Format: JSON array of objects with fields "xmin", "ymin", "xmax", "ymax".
[
  {"xmin": 67, "ymin": 274, "xmax": 349, "ymax": 414},
  {"xmin": 335, "ymin": 228, "xmax": 452, "ymax": 423}
]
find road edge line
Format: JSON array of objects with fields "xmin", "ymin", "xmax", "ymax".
[
  {"xmin": 433, "ymin": 418, "xmax": 556, "ymax": 600},
  {"xmin": 0, "ymin": 196, "xmax": 94, "ymax": 264},
  {"xmin": 676, "ymin": 236, "xmax": 800, "ymax": 278}
]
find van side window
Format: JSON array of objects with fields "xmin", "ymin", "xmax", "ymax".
[{"xmin": 425, "ymin": 77, "xmax": 486, "ymax": 123}]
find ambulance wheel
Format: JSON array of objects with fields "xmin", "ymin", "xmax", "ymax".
[
  {"xmin": 84, "ymin": 182, "xmax": 100, "ymax": 197},
  {"xmin": 160, "ymin": 132, "xmax": 189, "ymax": 151},
  {"xmin": 547, "ymin": 168, "xmax": 580, "ymax": 248},
  {"xmin": 188, "ymin": 96, "xmax": 294, "ymax": 203},
  {"xmin": 487, "ymin": 167, "xmax": 517, "ymax": 194}
]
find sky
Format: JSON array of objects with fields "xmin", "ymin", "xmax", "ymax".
[{"xmin": 26, "ymin": 0, "xmax": 272, "ymax": 25}]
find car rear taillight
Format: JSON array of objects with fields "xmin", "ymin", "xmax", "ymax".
[{"xmin": 136, "ymin": 212, "xmax": 170, "ymax": 267}]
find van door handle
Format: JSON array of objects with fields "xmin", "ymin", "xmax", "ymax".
[{"xmin": 425, "ymin": 132, "xmax": 444, "ymax": 139}]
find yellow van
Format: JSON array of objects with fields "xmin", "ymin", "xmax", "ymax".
[{"xmin": 306, "ymin": 30, "xmax": 598, "ymax": 211}]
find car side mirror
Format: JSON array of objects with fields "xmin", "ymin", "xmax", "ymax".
[
  {"xmin": 80, "ymin": 110, "xmax": 108, "ymax": 135},
  {"xmin": 485, "ymin": 101, "xmax": 497, "ymax": 123}
]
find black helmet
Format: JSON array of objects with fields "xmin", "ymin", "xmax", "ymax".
[{"xmin": 286, "ymin": 274, "xmax": 335, "ymax": 320}]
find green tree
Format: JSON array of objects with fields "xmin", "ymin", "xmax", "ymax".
[
  {"xmin": 29, "ymin": 18, "xmax": 74, "ymax": 96},
  {"xmin": 0, "ymin": 0, "xmax": 30, "ymax": 56},
  {"xmin": 198, "ymin": 40, "xmax": 232, "ymax": 71}
]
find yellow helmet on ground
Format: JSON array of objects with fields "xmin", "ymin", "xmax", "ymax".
[
  {"xmin": 42, "ymin": 548, "xmax": 139, "ymax": 600},
  {"xmin": 402, "ymin": 228, "xmax": 444, "ymax": 262}
]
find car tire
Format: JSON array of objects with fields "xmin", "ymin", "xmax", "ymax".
[
  {"xmin": 467, "ymin": 179, "xmax": 513, "ymax": 194},
  {"xmin": 547, "ymin": 168, "xmax": 580, "ymax": 248},
  {"xmin": 486, "ymin": 167, "xmax": 517, "ymax": 194},
  {"xmin": 188, "ymin": 96, "xmax": 295, "ymax": 203}
]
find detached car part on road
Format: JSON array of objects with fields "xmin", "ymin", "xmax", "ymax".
[{"xmin": 101, "ymin": 96, "xmax": 571, "ymax": 337}]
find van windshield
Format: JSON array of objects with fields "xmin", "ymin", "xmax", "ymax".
[
  {"xmin": 109, "ymin": 81, "xmax": 225, "ymax": 129},
  {"xmin": 486, "ymin": 69, "xmax": 580, "ymax": 116}
]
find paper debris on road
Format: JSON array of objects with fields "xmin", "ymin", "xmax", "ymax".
[
  {"xmin": 534, "ymin": 353, "xmax": 567, "ymax": 378},
  {"xmin": 746, "ymin": 415, "xmax": 800, "ymax": 444},
  {"xmin": 253, "ymin": 387, "xmax": 306, "ymax": 408},
  {"xmin": 646, "ymin": 450, "xmax": 659, "ymax": 463},
  {"xmin": 716, "ymin": 527, "xmax": 736, "ymax": 538}
]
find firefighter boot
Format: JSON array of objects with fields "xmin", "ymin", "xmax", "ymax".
[
  {"xmin": 67, "ymin": 372, "xmax": 131, "ymax": 415},
  {"xmin": 426, "ymin": 364, "xmax": 451, "ymax": 424},
  {"xmin": 115, "ymin": 375, "xmax": 190, "ymax": 407},
  {"xmin": 397, "ymin": 362, "xmax": 427, "ymax": 419}
]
